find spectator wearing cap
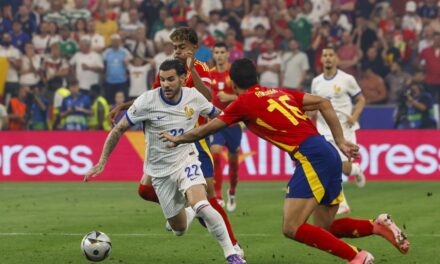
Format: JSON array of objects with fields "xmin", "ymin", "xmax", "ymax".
[
  {"xmin": 7, "ymin": 85, "xmax": 29, "ymax": 130},
  {"xmin": 103, "ymin": 34, "xmax": 132, "ymax": 104},
  {"xmin": 87, "ymin": 21, "xmax": 105, "ymax": 53},
  {"xmin": 281, "ymin": 39, "xmax": 309, "ymax": 90},
  {"xmin": 19, "ymin": 43, "xmax": 41, "ymax": 89},
  {"xmin": 287, "ymin": 5, "xmax": 313, "ymax": 51},
  {"xmin": 0, "ymin": 32, "xmax": 21, "ymax": 103},
  {"xmin": 359, "ymin": 65, "xmax": 387, "ymax": 104},
  {"xmin": 59, "ymin": 25, "xmax": 78, "ymax": 58},
  {"xmin": 154, "ymin": 17, "xmax": 175, "ymax": 52},
  {"xmin": 10, "ymin": 20, "xmax": 30, "ymax": 53},
  {"xmin": 402, "ymin": 1, "xmax": 423, "ymax": 36},
  {"xmin": 337, "ymin": 31, "xmax": 361, "ymax": 76},
  {"xmin": 32, "ymin": 21, "xmax": 51, "ymax": 55},
  {"xmin": 385, "ymin": 61, "xmax": 412, "ymax": 105},
  {"xmin": 59, "ymin": 78, "xmax": 92, "ymax": 131},
  {"xmin": 418, "ymin": 33, "xmax": 440, "ymax": 104},
  {"xmin": 257, "ymin": 39, "xmax": 282, "ymax": 88},
  {"xmin": 95, "ymin": 8, "xmax": 119, "ymax": 47},
  {"xmin": 69, "ymin": 36, "xmax": 103, "ymax": 93}
]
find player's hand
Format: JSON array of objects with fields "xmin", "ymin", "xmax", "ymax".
[
  {"xmin": 186, "ymin": 52, "xmax": 195, "ymax": 69},
  {"xmin": 84, "ymin": 162, "xmax": 105, "ymax": 182},
  {"xmin": 346, "ymin": 116, "xmax": 356, "ymax": 127},
  {"xmin": 336, "ymin": 140, "xmax": 359, "ymax": 161},
  {"xmin": 217, "ymin": 91, "xmax": 228, "ymax": 102},
  {"xmin": 158, "ymin": 132, "xmax": 179, "ymax": 148},
  {"xmin": 109, "ymin": 105, "xmax": 122, "ymax": 125}
]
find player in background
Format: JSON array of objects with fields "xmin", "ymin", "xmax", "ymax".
[
  {"xmin": 160, "ymin": 58, "xmax": 410, "ymax": 264},
  {"xmin": 210, "ymin": 42, "xmax": 242, "ymax": 212},
  {"xmin": 109, "ymin": 27, "xmax": 243, "ymax": 256},
  {"xmin": 85, "ymin": 60, "xmax": 245, "ymax": 264},
  {"xmin": 311, "ymin": 47, "xmax": 366, "ymax": 215}
]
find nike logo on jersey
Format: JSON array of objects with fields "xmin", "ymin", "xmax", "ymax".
[{"xmin": 156, "ymin": 116, "xmax": 166, "ymax": 120}]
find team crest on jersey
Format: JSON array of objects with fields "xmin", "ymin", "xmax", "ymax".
[
  {"xmin": 184, "ymin": 106, "xmax": 194, "ymax": 118},
  {"xmin": 333, "ymin": 85, "xmax": 342, "ymax": 94}
]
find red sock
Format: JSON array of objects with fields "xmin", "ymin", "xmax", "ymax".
[
  {"xmin": 212, "ymin": 153, "xmax": 223, "ymax": 199},
  {"xmin": 330, "ymin": 218, "xmax": 374, "ymax": 238},
  {"xmin": 138, "ymin": 184, "xmax": 159, "ymax": 203},
  {"xmin": 228, "ymin": 156, "xmax": 238, "ymax": 195},
  {"xmin": 294, "ymin": 223, "xmax": 358, "ymax": 261},
  {"xmin": 209, "ymin": 197, "xmax": 238, "ymax": 245}
]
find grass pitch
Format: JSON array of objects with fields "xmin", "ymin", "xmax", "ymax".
[{"xmin": 0, "ymin": 181, "xmax": 438, "ymax": 264}]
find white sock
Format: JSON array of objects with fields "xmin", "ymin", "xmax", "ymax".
[
  {"xmin": 350, "ymin": 163, "xmax": 361, "ymax": 176},
  {"xmin": 185, "ymin": 207, "xmax": 196, "ymax": 227},
  {"xmin": 341, "ymin": 173, "xmax": 349, "ymax": 182},
  {"xmin": 193, "ymin": 200, "xmax": 235, "ymax": 258}
]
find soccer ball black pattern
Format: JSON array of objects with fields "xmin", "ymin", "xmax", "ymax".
[{"xmin": 81, "ymin": 231, "xmax": 112, "ymax": 262}]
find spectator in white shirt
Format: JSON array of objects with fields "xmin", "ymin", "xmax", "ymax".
[
  {"xmin": 69, "ymin": 37, "xmax": 104, "ymax": 93},
  {"xmin": 32, "ymin": 21, "xmax": 51, "ymax": 55},
  {"xmin": 241, "ymin": 2, "xmax": 270, "ymax": 46},
  {"xmin": 0, "ymin": 33, "xmax": 22, "ymax": 103},
  {"xmin": 128, "ymin": 56, "xmax": 153, "ymax": 99},
  {"xmin": 281, "ymin": 39, "xmax": 310, "ymax": 90},
  {"xmin": 42, "ymin": 43, "xmax": 69, "ymax": 91},
  {"xmin": 153, "ymin": 41, "xmax": 174, "ymax": 75},
  {"xmin": 20, "ymin": 43, "xmax": 41, "ymax": 88},
  {"xmin": 257, "ymin": 39, "xmax": 282, "ymax": 88},
  {"xmin": 154, "ymin": 17, "xmax": 175, "ymax": 52},
  {"xmin": 87, "ymin": 21, "xmax": 105, "ymax": 53},
  {"xmin": 208, "ymin": 10, "xmax": 228, "ymax": 36},
  {"xmin": 120, "ymin": 8, "xmax": 144, "ymax": 37}
]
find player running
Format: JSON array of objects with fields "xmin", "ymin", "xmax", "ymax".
[
  {"xmin": 85, "ymin": 60, "xmax": 245, "ymax": 264},
  {"xmin": 311, "ymin": 47, "xmax": 366, "ymax": 214},
  {"xmin": 210, "ymin": 42, "xmax": 242, "ymax": 212},
  {"xmin": 109, "ymin": 27, "xmax": 243, "ymax": 256},
  {"xmin": 160, "ymin": 58, "xmax": 410, "ymax": 264}
]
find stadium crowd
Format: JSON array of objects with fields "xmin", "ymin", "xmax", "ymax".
[{"xmin": 0, "ymin": 0, "xmax": 439, "ymax": 131}]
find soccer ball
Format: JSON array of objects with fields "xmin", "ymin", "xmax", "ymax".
[{"xmin": 81, "ymin": 231, "xmax": 112, "ymax": 262}]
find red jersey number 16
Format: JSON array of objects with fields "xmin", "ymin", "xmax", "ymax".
[{"xmin": 267, "ymin": 95, "xmax": 307, "ymax": 126}]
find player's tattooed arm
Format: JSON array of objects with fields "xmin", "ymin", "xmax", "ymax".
[
  {"xmin": 84, "ymin": 117, "xmax": 131, "ymax": 181},
  {"xmin": 208, "ymin": 107, "xmax": 223, "ymax": 119}
]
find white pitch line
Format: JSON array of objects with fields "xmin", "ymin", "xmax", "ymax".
[{"xmin": 0, "ymin": 233, "xmax": 438, "ymax": 237}]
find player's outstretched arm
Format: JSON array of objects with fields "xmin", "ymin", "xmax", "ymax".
[
  {"xmin": 159, "ymin": 118, "xmax": 228, "ymax": 147},
  {"xmin": 109, "ymin": 100, "xmax": 135, "ymax": 125},
  {"xmin": 302, "ymin": 93, "xmax": 359, "ymax": 160},
  {"xmin": 84, "ymin": 117, "xmax": 131, "ymax": 181}
]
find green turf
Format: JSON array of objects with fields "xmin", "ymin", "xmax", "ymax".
[{"xmin": 0, "ymin": 181, "xmax": 438, "ymax": 264}]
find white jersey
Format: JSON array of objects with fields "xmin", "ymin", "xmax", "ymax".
[
  {"xmin": 311, "ymin": 69, "xmax": 362, "ymax": 139},
  {"xmin": 126, "ymin": 87, "xmax": 215, "ymax": 178}
]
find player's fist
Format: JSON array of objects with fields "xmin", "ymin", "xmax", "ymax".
[
  {"xmin": 186, "ymin": 52, "xmax": 195, "ymax": 69},
  {"xmin": 84, "ymin": 163, "xmax": 105, "ymax": 182},
  {"xmin": 159, "ymin": 132, "xmax": 178, "ymax": 148}
]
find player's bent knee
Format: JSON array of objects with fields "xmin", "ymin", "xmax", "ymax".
[{"xmin": 282, "ymin": 223, "xmax": 300, "ymax": 239}]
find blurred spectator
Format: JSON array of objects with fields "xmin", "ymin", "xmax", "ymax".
[
  {"xmin": 1, "ymin": 32, "xmax": 21, "ymax": 103},
  {"xmin": 89, "ymin": 84, "xmax": 111, "ymax": 131},
  {"xmin": 402, "ymin": 1, "xmax": 423, "ymax": 36},
  {"xmin": 378, "ymin": 6, "xmax": 396, "ymax": 35},
  {"xmin": 396, "ymin": 82, "xmax": 437, "ymax": 129},
  {"xmin": 190, "ymin": 0, "xmax": 222, "ymax": 20},
  {"xmin": 222, "ymin": 0, "xmax": 248, "ymax": 36},
  {"xmin": 169, "ymin": 0, "xmax": 192, "ymax": 26},
  {"xmin": 52, "ymin": 77, "xmax": 70, "ymax": 130},
  {"xmin": 69, "ymin": 37, "xmax": 104, "ymax": 93},
  {"xmin": 125, "ymin": 26, "xmax": 155, "ymax": 59},
  {"xmin": 87, "ymin": 21, "xmax": 105, "ymax": 53},
  {"xmin": 418, "ymin": 0, "xmax": 438, "ymax": 22},
  {"xmin": 19, "ymin": 43, "xmax": 41, "ymax": 88},
  {"xmin": 139, "ymin": 0, "xmax": 165, "ymax": 34},
  {"xmin": 128, "ymin": 56, "xmax": 152, "ymax": 99},
  {"xmin": 153, "ymin": 41, "xmax": 174, "ymax": 75},
  {"xmin": 149, "ymin": 7, "xmax": 168, "ymax": 39},
  {"xmin": 241, "ymin": 2, "xmax": 270, "ymax": 55},
  {"xmin": 44, "ymin": 0, "xmax": 69, "ymax": 26},
  {"xmin": 15, "ymin": 5, "xmax": 37, "ymax": 37},
  {"xmin": 111, "ymin": 90, "xmax": 126, "ymax": 125},
  {"xmin": 385, "ymin": 61, "xmax": 412, "ymax": 105},
  {"xmin": 311, "ymin": 21, "xmax": 332, "ymax": 74},
  {"xmin": 47, "ymin": 22, "xmax": 61, "ymax": 46},
  {"xmin": 63, "ymin": 0, "xmax": 91, "ymax": 23},
  {"xmin": 208, "ymin": 10, "xmax": 228, "ymax": 37},
  {"xmin": 337, "ymin": 31, "xmax": 361, "ymax": 76},
  {"xmin": 10, "ymin": 20, "xmax": 30, "ymax": 53},
  {"xmin": 42, "ymin": 43, "xmax": 69, "ymax": 91},
  {"xmin": 154, "ymin": 17, "xmax": 175, "ymax": 52},
  {"xmin": 257, "ymin": 39, "xmax": 281, "ymax": 88},
  {"xmin": 73, "ymin": 18, "xmax": 87, "ymax": 43},
  {"xmin": 59, "ymin": 25, "xmax": 78, "ymax": 58},
  {"xmin": 352, "ymin": 16, "xmax": 378, "ymax": 56},
  {"xmin": 27, "ymin": 85, "xmax": 49, "ymax": 130},
  {"xmin": 225, "ymin": 32, "xmax": 243, "ymax": 63},
  {"xmin": 381, "ymin": 32, "xmax": 402, "ymax": 70},
  {"xmin": 120, "ymin": 8, "xmax": 143, "ymax": 37},
  {"xmin": 194, "ymin": 21, "xmax": 213, "ymax": 64},
  {"xmin": 287, "ymin": 5, "xmax": 313, "ymax": 51},
  {"xmin": 0, "ymin": 101, "xmax": 7, "ymax": 130},
  {"xmin": 359, "ymin": 66, "xmax": 387, "ymax": 104},
  {"xmin": 281, "ymin": 39, "xmax": 309, "ymax": 90},
  {"xmin": 429, "ymin": 8, "xmax": 440, "ymax": 32},
  {"xmin": 419, "ymin": 26, "xmax": 435, "ymax": 53},
  {"xmin": 418, "ymin": 33, "xmax": 440, "ymax": 104},
  {"xmin": 7, "ymin": 85, "xmax": 28, "ymax": 130},
  {"xmin": 0, "ymin": 5, "xmax": 13, "ymax": 36},
  {"xmin": 306, "ymin": 0, "xmax": 331, "ymax": 25},
  {"xmin": 244, "ymin": 24, "xmax": 267, "ymax": 61},
  {"xmin": 32, "ymin": 21, "xmax": 51, "ymax": 55},
  {"xmin": 327, "ymin": 10, "xmax": 347, "ymax": 43},
  {"xmin": 354, "ymin": 0, "xmax": 377, "ymax": 19},
  {"xmin": 103, "ymin": 34, "xmax": 131, "ymax": 104},
  {"xmin": 95, "ymin": 8, "xmax": 119, "ymax": 47},
  {"xmin": 59, "ymin": 78, "xmax": 92, "ymax": 131}
]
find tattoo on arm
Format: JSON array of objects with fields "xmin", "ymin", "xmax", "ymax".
[{"xmin": 99, "ymin": 117, "xmax": 131, "ymax": 164}]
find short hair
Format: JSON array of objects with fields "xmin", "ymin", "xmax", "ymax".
[
  {"xmin": 213, "ymin": 42, "xmax": 228, "ymax": 50},
  {"xmin": 159, "ymin": 59, "xmax": 187, "ymax": 76},
  {"xmin": 322, "ymin": 44, "xmax": 336, "ymax": 52},
  {"xmin": 170, "ymin": 27, "xmax": 198, "ymax": 45},
  {"xmin": 90, "ymin": 84, "xmax": 101, "ymax": 94},
  {"xmin": 230, "ymin": 58, "xmax": 258, "ymax": 89},
  {"xmin": 67, "ymin": 77, "xmax": 79, "ymax": 87}
]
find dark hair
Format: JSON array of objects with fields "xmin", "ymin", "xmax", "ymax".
[
  {"xmin": 90, "ymin": 84, "xmax": 101, "ymax": 94},
  {"xmin": 170, "ymin": 27, "xmax": 198, "ymax": 45},
  {"xmin": 213, "ymin": 42, "xmax": 228, "ymax": 50},
  {"xmin": 322, "ymin": 44, "xmax": 336, "ymax": 51},
  {"xmin": 159, "ymin": 59, "xmax": 187, "ymax": 76},
  {"xmin": 230, "ymin": 58, "xmax": 258, "ymax": 89},
  {"xmin": 67, "ymin": 77, "xmax": 79, "ymax": 87}
]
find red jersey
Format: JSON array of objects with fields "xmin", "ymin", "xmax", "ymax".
[
  {"xmin": 153, "ymin": 59, "xmax": 212, "ymax": 89},
  {"xmin": 218, "ymin": 85, "xmax": 319, "ymax": 154},
  {"xmin": 210, "ymin": 65, "xmax": 234, "ymax": 110}
]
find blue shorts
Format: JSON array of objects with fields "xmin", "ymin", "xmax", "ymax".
[
  {"xmin": 210, "ymin": 125, "xmax": 242, "ymax": 153},
  {"xmin": 286, "ymin": 135, "xmax": 343, "ymax": 205},
  {"xmin": 195, "ymin": 138, "xmax": 214, "ymax": 178}
]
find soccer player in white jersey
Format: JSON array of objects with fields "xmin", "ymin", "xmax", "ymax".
[
  {"xmin": 311, "ymin": 46, "xmax": 366, "ymax": 215},
  {"xmin": 84, "ymin": 60, "xmax": 246, "ymax": 264}
]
